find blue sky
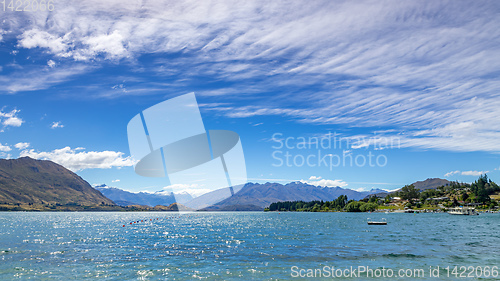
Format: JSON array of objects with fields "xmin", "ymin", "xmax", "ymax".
[{"xmin": 1, "ymin": 0, "xmax": 500, "ymax": 196}]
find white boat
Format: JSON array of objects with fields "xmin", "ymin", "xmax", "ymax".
[
  {"xmin": 448, "ymin": 207, "xmax": 479, "ymax": 215},
  {"xmin": 367, "ymin": 218, "xmax": 387, "ymax": 225}
]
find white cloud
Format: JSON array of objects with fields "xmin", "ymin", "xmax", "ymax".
[
  {"xmin": 51, "ymin": 121, "xmax": 64, "ymax": 129},
  {"xmin": 14, "ymin": 142, "xmax": 30, "ymax": 150},
  {"xmin": 47, "ymin": 60, "xmax": 56, "ymax": 68},
  {"xmin": 111, "ymin": 179, "xmax": 120, "ymax": 183},
  {"xmin": 0, "ymin": 152, "xmax": 12, "ymax": 159},
  {"xmin": 444, "ymin": 170, "xmax": 460, "ymax": 177},
  {"xmin": 444, "ymin": 170, "xmax": 489, "ymax": 177},
  {"xmin": 2, "ymin": 116, "xmax": 23, "ymax": 127},
  {"xmin": 301, "ymin": 177, "xmax": 348, "ymax": 188},
  {"xmin": 83, "ymin": 30, "xmax": 128, "ymax": 59},
  {"xmin": 19, "ymin": 29, "xmax": 71, "ymax": 55},
  {"xmin": 19, "ymin": 146, "xmax": 136, "ymax": 171},
  {"xmin": 0, "ymin": 109, "xmax": 24, "ymax": 128},
  {"xmin": 0, "ymin": 143, "xmax": 12, "ymax": 152},
  {"xmin": 461, "ymin": 170, "xmax": 489, "ymax": 177}
]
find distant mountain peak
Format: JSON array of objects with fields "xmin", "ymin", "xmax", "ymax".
[{"xmin": 411, "ymin": 178, "xmax": 451, "ymax": 190}]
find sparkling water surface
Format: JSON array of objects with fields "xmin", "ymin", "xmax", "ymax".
[{"xmin": 1, "ymin": 212, "xmax": 499, "ymax": 280}]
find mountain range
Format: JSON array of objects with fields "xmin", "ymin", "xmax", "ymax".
[
  {"xmin": 94, "ymin": 185, "xmax": 193, "ymax": 207},
  {"xmin": 191, "ymin": 182, "xmax": 387, "ymax": 211},
  {"xmin": 0, "ymin": 157, "xmax": 453, "ymax": 212},
  {"xmin": 95, "ymin": 182, "xmax": 388, "ymax": 210},
  {"xmin": 186, "ymin": 179, "xmax": 452, "ymax": 211}
]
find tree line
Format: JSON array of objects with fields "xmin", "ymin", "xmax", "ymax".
[
  {"xmin": 266, "ymin": 175, "xmax": 500, "ymax": 212},
  {"xmin": 265, "ymin": 195, "xmax": 379, "ymax": 212}
]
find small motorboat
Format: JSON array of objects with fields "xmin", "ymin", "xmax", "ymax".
[
  {"xmin": 448, "ymin": 207, "xmax": 479, "ymax": 215},
  {"xmin": 367, "ymin": 218, "xmax": 387, "ymax": 225}
]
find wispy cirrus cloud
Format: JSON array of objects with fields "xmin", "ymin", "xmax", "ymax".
[
  {"xmin": 7, "ymin": 1, "xmax": 499, "ymax": 82},
  {"xmin": 202, "ymin": 90, "xmax": 500, "ymax": 153},
  {"xmin": 0, "ymin": 64, "xmax": 90, "ymax": 93},
  {"xmin": 2, "ymin": 1, "xmax": 500, "ymax": 154}
]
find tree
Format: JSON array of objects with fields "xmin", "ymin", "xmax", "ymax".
[
  {"xmin": 360, "ymin": 202, "xmax": 378, "ymax": 212},
  {"xmin": 312, "ymin": 203, "xmax": 321, "ymax": 212},
  {"xmin": 399, "ymin": 184, "xmax": 419, "ymax": 200},
  {"xmin": 461, "ymin": 192, "xmax": 469, "ymax": 202},
  {"xmin": 471, "ymin": 174, "xmax": 490, "ymax": 203},
  {"xmin": 405, "ymin": 200, "xmax": 414, "ymax": 209},
  {"xmin": 345, "ymin": 201, "xmax": 364, "ymax": 212}
]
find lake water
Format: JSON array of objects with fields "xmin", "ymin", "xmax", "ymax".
[{"xmin": 1, "ymin": 212, "xmax": 499, "ymax": 280}]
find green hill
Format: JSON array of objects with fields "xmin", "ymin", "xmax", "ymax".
[{"xmin": 0, "ymin": 157, "xmax": 116, "ymax": 210}]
